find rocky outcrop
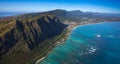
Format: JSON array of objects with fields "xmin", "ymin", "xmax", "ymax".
[{"xmin": 0, "ymin": 14, "xmax": 66, "ymax": 64}]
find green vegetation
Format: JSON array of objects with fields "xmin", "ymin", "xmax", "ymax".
[
  {"xmin": 0, "ymin": 14, "xmax": 56, "ymax": 37},
  {"xmin": 26, "ymin": 29, "xmax": 68, "ymax": 64},
  {"xmin": 0, "ymin": 13, "xmax": 66, "ymax": 64},
  {"xmin": 0, "ymin": 9, "xmax": 120, "ymax": 64},
  {"xmin": 0, "ymin": 20, "xmax": 15, "ymax": 36},
  {"xmin": 0, "ymin": 29, "xmax": 68, "ymax": 64}
]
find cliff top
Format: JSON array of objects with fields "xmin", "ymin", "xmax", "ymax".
[{"xmin": 0, "ymin": 14, "xmax": 58, "ymax": 37}]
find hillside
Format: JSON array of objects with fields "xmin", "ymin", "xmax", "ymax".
[
  {"xmin": 0, "ymin": 9, "xmax": 120, "ymax": 64},
  {"xmin": 42, "ymin": 9, "xmax": 120, "ymax": 22},
  {"xmin": 0, "ymin": 14, "xmax": 66, "ymax": 64},
  {"xmin": 1, "ymin": 9, "xmax": 120, "ymax": 23}
]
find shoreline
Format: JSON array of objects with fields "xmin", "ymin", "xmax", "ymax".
[
  {"xmin": 35, "ymin": 29, "xmax": 71, "ymax": 64},
  {"xmin": 35, "ymin": 21, "xmax": 98, "ymax": 64},
  {"xmin": 35, "ymin": 57, "xmax": 45, "ymax": 64},
  {"xmin": 35, "ymin": 21, "xmax": 77, "ymax": 64}
]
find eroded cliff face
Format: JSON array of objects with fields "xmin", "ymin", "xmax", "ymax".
[{"xmin": 0, "ymin": 14, "xmax": 66, "ymax": 64}]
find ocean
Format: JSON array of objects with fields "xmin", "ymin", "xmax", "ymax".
[
  {"xmin": 0, "ymin": 12, "xmax": 24, "ymax": 17},
  {"xmin": 37, "ymin": 22, "xmax": 120, "ymax": 64}
]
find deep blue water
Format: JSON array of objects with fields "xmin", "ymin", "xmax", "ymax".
[
  {"xmin": 0, "ymin": 12, "xmax": 24, "ymax": 17},
  {"xmin": 38, "ymin": 22, "xmax": 120, "ymax": 64}
]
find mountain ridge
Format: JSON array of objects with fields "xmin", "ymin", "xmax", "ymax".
[
  {"xmin": 0, "ymin": 14, "xmax": 66, "ymax": 64},
  {"xmin": 0, "ymin": 9, "xmax": 120, "ymax": 64},
  {"xmin": 1, "ymin": 9, "xmax": 120, "ymax": 22}
]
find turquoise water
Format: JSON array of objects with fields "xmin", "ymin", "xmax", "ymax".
[{"xmin": 38, "ymin": 22, "xmax": 120, "ymax": 64}]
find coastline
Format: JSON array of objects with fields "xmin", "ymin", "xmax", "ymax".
[
  {"xmin": 35, "ymin": 57, "xmax": 45, "ymax": 64},
  {"xmin": 35, "ymin": 21, "xmax": 77, "ymax": 64},
  {"xmin": 34, "ymin": 21, "xmax": 99, "ymax": 64}
]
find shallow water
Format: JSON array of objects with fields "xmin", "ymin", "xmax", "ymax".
[{"xmin": 38, "ymin": 22, "xmax": 120, "ymax": 64}]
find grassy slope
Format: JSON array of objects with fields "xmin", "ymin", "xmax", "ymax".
[
  {"xmin": 27, "ymin": 29, "xmax": 68, "ymax": 64},
  {"xmin": 0, "ymin": 20, "xmax": 15, "ymax": 36},
  {"xmin": 0, "ymin": 14, "xmax": 66, "ymax": 64}
]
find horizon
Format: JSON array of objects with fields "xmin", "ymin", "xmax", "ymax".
[
  {"xmin": 0, "ymin": 0, "xmax": 120, "ymax": 14},
  {"xmin": 1, "ymin": 9, "xmax": 120, "ymax": 14}
]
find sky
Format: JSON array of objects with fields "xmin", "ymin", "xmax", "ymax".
[{"xmin": 0, "ymin": 0, "xmax": 120, "ymax": 13}]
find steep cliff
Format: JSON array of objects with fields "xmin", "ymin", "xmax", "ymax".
[{"xmin": 0, "ymin": 14, "xmax": 66, "ymax": 64}]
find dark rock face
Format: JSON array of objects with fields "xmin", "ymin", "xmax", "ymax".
[{"xmin": 0, "ymin": 15, "xmax": 66, "ymax": 64}]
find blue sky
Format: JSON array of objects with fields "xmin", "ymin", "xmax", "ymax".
[{"xmin": 0, "ymin": 0, "xmax": 120, "ymax": 13}]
